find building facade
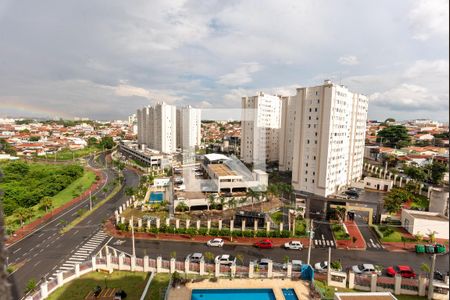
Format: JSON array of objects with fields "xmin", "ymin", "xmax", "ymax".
[
  {"xmin": 176, "ymin": 105, "xmax": 202, "ymax": 150},
  {"xmin": 290, "ymin": 80, "xmax": 368, "ymax": 197},
  {"xmin": 137, "ymin": 102, "xmax": 177, "ymax": 153},
  {"xmin": 240, "ymin": 92, "xmax": 282, "ymax": 168}
]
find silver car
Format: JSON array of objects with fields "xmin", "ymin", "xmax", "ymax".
[{"xmin": 352, "ymin": 264, "xmax": 376, "ymax": 274}]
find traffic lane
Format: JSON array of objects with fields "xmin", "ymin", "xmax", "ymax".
[
  {"xmin": 354, "ymin": 212, "xmax": 383, "ymax": 251},
  {"xmin": 109, "ymin": 238, "xmax": 449, "ymax": 272}
]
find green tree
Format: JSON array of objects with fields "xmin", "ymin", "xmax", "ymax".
[
  {"xmin": 383, "ymin": 188, "xmax": 412, "ymax": 214},
  {"xmin": 39, "ymin": 196, "xmax": 53, "ymax": 213},
  {"xmin": 219, "ymin": 196, "xmax": 226, "ymax": 210},
  {"xmin": 29, "ymin": 136, "xmax": 40, "ymax": 142},
  {"xmin": 227, "ymin": 197, "xmax": 237, "ymax": 210},
  {"xmin": 25, "ymin": 278, "xmax": 37, "ymax": 293},
  {"xmin": 13, "ymin": 207, "xmax": 34, "ymax": 227},
  {"xmin": 87, "ymin": 137, "xmax": 98, "ymax": 147},
  {"xmin": 404, "ymin": 166, "xmax": 428, "ymax": 182},
  {"xmin": 99, "ymin": 136, "xmax": 115, "ymax": 150},
  {"xmin": 267, "ymin": 184, "xmax": 280, "ymax": 200},
  {"xmin": 207, "ymin": 194, "xmax": 217, "ymax": 210},
  {"xmin": 125, "ymin": 187, "xmax": 135, "ymax": 197},
  {"xmin": 246, "ymin": 189, "xmax": 260, "ymax": 210},
  {"xmin": 429, "ymin": 161, "xmax": 448, "ymax": 185},
  {"xmin": 377, "ymin": 125, "xmax": 411, "ymax": 148},
  {"xmin": 176, "ymin": 201, "xmax": 189, "ymax": 212}
]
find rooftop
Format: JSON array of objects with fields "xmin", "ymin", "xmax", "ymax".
[
  {"xmin": 208, "ymin": 163, "xmax": 238, "ymax": 177},
  {"xmin": 204, "ymin": 153, "xmax": 230, "ymax": 162}
]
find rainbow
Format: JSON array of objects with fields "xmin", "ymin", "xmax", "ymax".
[{"xmin": 0, "ymin": 97, "xmax": 73, "ymax": 119}]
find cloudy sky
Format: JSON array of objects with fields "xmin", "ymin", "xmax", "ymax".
[{"xmin": 0, "ymin": 0, "xmax": 448, "ymax": 121}]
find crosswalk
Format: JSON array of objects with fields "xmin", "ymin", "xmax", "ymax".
[
  {"xmin": 313, "ymin": 234, "xmax": 335, "ymax": 248},
  {"xmin": 366, "ymin": 238, "xmax": 383, "ymax": 250},
  {"xmin": 47, "ymin": 230, "xmax": 109, "ymax": 280}
]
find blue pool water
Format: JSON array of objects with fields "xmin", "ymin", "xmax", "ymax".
[
  {"xmin": 191, "ymin": 289, "xmax": 276, "ymax": 300},
  {"xmin": 149, "ymin": 191, "xmax": 164, "ymax": 203},
  {"xmin": 282, "ymin": 288, "xmax": 299, "ymax": 300}
]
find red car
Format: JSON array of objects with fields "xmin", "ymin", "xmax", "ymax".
[
  {"xmin": 385, "ymin": 265, "xmax": 416, "ymax": 278},
  {"xmin": 255, "ymin": 239, "xmax": 274, "ymax": 249}
]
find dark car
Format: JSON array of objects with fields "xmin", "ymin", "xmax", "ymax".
[{"xmin": 386, "ymin": 265, "xmax": 416, "ymax": 278}]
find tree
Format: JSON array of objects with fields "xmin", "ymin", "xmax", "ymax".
[
  {"xmin": 236, "ymin": 253, "xmax": 244, "ymax": 265},
  {"xmin": 204, "ymin": 251, "xmax": 214, "ymax": 263},
  {"xmin": 13, "ymin": 207, "xmax": 34, "ymax": 227},
  {"xmin": 429, "ymin": 161, "xmax": 447, "ymax": 185},
  {"xmin": 176, "ymin": 201, "xmax": 189, "ymax": 212},
  {"xmin": 383, "ymin": 155, "xmax": 398, "ymax": 168},
  {"xmin": 99, "ymin": 136, "xmax": 115, "ymax": 150},
  {"xmin": 219, "ymin": 196, "xmax": 227, "ymax": 210},
  {"xmin": 267, "ymin": 184, "xmax": 280, "ymax": 200},
  {"xmin": 420, "ymin": 263, "xmax": 431, "ymax": 275},
  {"xmin": 25, "ymin": 278, "xmax": 37, "ymax": 293},
  {"xmin": 334, "ymin": 206, "xmax": 347, "ymax": 222},
  {"xmin": 383, "ymin": 188, "xmax": 412, "ymax": 214},
  {"xmin": 427, "ymin": 231, "xmax": 437, "ymax": 243},
  {"xmin": 39, "ymin": 197, "xmax": 53, "ymax": 213},
  {"xmin": 376, "ymin": 125, "xmax": 411, "ymax": 148},
  {"xmin": 125, "ymin": 187, "xmax": 135, "ymax": 197},
  {"xmin": 227, "ymin": 197, "xmax": 237, "ymax": 210},
  {"xmin": 404, "ymin": 166, "xmax": 428, "ymax": 182},
  {"xmin": 246, "ymin": 189, "xmax": 260, "ymax": 210},
  {"xmin": 87, "ymin": 137, "xmax": 98, "ymax": 147}
]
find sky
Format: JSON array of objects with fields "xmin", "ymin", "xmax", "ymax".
[{"xmin": 0, "ymin": 0, "xmax": 448, "ymax": 121}]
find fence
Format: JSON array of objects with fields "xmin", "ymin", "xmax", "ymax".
[{"xmin": 26, "ymin": 253, "xmax": 449, "ymax": 300}]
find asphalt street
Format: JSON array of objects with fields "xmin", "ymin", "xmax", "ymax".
[
  {"xmin": 6, "ymin": 155, "xmax": 140, "ymax": 299},
  {"xmin": 108, "ymin": 237, "xmax": 450, "ymax": 275}
]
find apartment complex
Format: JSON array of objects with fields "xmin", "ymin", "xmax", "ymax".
[
  {"xmin": 290, "ymin": 80, "xmax": 368, "ymax": 197},
  {"xmin": 240, "ymin": 92, "xmax": 282, "ymax": 168},
  {"xmin": 137, "ymin": 103, "xmax": 201, "ymax": 154},
  {"xmin": 240, "ymin": 80, "xmax": 368, "ymax": 197},
  {"xmin": 137, "ymin": 102, "xmax": 177, "ymax": 153},
  {"xmin": 176, "ymin": 105, "xmax": 202, "ymax": 150}
]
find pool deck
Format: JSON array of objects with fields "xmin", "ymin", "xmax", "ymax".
[{"xmin": 168, "ymin": 278, "xmax": 310, "ymax": 300}]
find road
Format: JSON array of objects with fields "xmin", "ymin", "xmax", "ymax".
[
  {"xmin": 108, "ymin": 237, "xmax": 450, "ymax": 275},
  {"xmin": 6, "ymin": 155, "xmax": 140, "ymax": 299}
]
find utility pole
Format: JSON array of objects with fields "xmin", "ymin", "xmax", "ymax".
[
  {"xmin": 89, "ymin": 191, "xmax": 92, "ymax": 210},
  {"xmin": 427, "ymin": 253, "xmax": 436, "ymax": 300},
  {"xmin": 307, "ymin": 219, "xmax": 314, "ymax": 265},
  {"xmin": 327, "ymin": 247, "xmax": 331, "ymax": 285},
  {"xmin": 131, "ymin": 216, "xmax": 136, "ymax": 257}
]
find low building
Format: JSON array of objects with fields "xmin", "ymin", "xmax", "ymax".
[
  {"xmin": 118, "ymin": 141, "xmax": 173, "ymax": 170},
  {"xmin": 401, "ymin": 209, "xmax": 449, "ymax": 239},
  {"xmin": 334, "ymin": 292, "xmax": 397, "ymax": 300},
  {"xmin": 362, "ymin": 176, "xmax": 393, "ymax": 192}
]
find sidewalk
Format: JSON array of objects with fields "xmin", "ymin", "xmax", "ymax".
[
  {"xmin": 6, "ymin": 167, "xmax": 106, "ymax": 245},
  {"xmin": 334, "ymin": 221, "xmax": 366, "ymax": 250}
]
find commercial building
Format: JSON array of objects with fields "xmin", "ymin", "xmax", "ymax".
[
  {"xmin": 118, "ymin": 141, "xmax": 172, "ymax": 170},
  {"xmin": 240, "ymin": 92, "xmax": 282, "ymax": 168},
  {"xmin": 290, "ymin": 80, "xmax": 369, "ymax": 197}
]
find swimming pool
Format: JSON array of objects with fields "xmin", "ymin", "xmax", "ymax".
[
  {"xmin": 191, "ymin": 289, "xmax": 276, "ymax": 300},
  {"xmin": 149, "ymin": 191, "xmax": 164, "ymax": 203},
  {"xmin": 282, "ymin": 288, "xmax": 299, "ymax": 300}
]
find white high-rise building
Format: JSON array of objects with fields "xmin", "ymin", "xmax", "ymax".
[
  {"xmin": 279, "ymin": 95, "xmax": 296, "ymax": 171},
  {"xmin": 137, "ymin": 102, "xmax": 177, "ymax": 154},
  {"xmin": 290, "ymin": 80, "xmax": 368, "ymax": 197},
  {"xmin": 176, "ymin": 105, "xmax": 202, "ymax": 150},
  {"xmin": 240, "ymin": 92, "xmax": 282, "ymax": 168}
]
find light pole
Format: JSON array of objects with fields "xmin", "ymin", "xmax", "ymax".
[
  {"xmin": 307, "ymin": 219, "xmax": 314, "ymax": 265},
  {"xmin": 131, "ymin": 216, "xmax": 136, "ymax": 257},
  {"xmin": 89, "ymin": 191, "xmax": 92, "ymax": 210},
  {"xmin": 427, "ymin": 253, "xmax": 436, "ymax": 300}
]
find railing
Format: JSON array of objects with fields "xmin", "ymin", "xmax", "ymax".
[
  {"xmin": 355, "ymin": 274, "xmax": 371, "ymax": 287},
  {"xmin": 401, "ymin": 278, "xmax": 419, "ymax": 291},
  {"xmin": 376, "ymin": 276, "xmax": 395, "ymax": 290}
]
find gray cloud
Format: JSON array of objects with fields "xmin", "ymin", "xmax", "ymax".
[{"xmin": 0, "ymin": 0, "xmax": 448, "ymax": 121}]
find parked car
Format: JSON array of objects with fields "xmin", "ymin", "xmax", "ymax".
[
  {"xmin": 254, "ymin": 239, "xmax": 274, "ymax": 249},
  {"xmin": 186, "ymin": 253, "xmax": 204, "ymax": 263},
  {"xmin": 215, "ymin": 254, "xmax": 236, "ymax": 265},
  {"xmin": 433, "ymin": 270, "xmax": 449, "ymax": 281},
  {"xmin": 385, "ymin": 265, "xmax": 417, "ymax": 278},
  {"xmin": 283, "ymin": 260, "xmax": 303, "ymax": 270},
  {"xmin": 351, "ymin": 264, "xmax": 376, "ymax": 274},
  {"xmin": 284, "ymin": 241, "xmax": 304, "ymax": 250},
  {"xmin": 255, "ymin": 258, "xmax": 272, "ymax": 269},
  {"xmin": 345, "ymin": 190, "xmax": 359, "ymax": 198},
  {"xmin": 206, "ymin": 238, "xmax": 224, "ymax": 247},
  {"xmin": 314, "ymin": 261, "xmax": 328, "ymax": 273}
]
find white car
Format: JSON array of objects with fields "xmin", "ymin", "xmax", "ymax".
[
  {"xmin": 314, "ymin": 261, "xmax": 329, "ymax": 272},
  {"xmin": 284, "ymin": 241, "xmax": 304, "ymax": 250},
  {"xmin": 352, "ymin": 264, "xmax": 376, "ymax": 274},
  {"xmin": 206, "ymin": 238, "xmax": 224, "ymax": 247},
  {"xmin": 186, "ymin": 253, "xmax": 204, "ymax": 263},
  {"xmin": 215, "ymin": 254, "xmax": 236, "ymax": 265},
  {"xmin": 283, "ymin": 259, "xmax": 303, "ymax": 270}
]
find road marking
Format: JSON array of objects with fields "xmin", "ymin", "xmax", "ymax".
[
  {"xmin": 38, "ymin": 233, "xmax": 44, "ymax": 238},
  {"xmin": 34, "ymin": 261, "xmax": 41, "ymax": 267},
  {"xmin": 12, "ymin": 248, "xmax": 21, "ymax": 254},
  {"xmin": 72, "ymin": 212, "xmax": 78, "ymax": 217},
  {"xmin": 73, "ymin": 230, "xmax": 79, "ymax": 236}
]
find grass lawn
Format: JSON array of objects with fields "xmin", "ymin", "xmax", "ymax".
[
  {"xmin": 376, "ymin": 225, "xmax": 406, "ymax": 242},
  {"xmin": 6, "ymin": 170, "xmax": 96, "ymax": 233},
  {"xmin": 331, "ymin": 224, "xmax": 350, "ymax": 240},
  {"xmin": 145, "ymin": 273, "xmax": 170, "ymax": 300},
  {"xmin": 41, "ymin": 146, "xmax": 99, "ymax": 161},
  {"xmin": 47, "ymin": 271, "xmax": 148, "ymax": 300}
]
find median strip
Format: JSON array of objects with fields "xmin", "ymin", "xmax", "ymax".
[{"xmin": 61, "ymin": 182, "xmax": 123, "ymax": 234}]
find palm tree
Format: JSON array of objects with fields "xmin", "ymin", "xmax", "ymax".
[
  {"xmin": 267, "ymin": 184, "xmax": 280, "ymax": 201},
  {"xmin": 13, "ymin": 207, "xmax": 34, "ymax": 227},
  {"xmin": 246, "ymin": 189, "xmax": 260, "ymax": 210},
  {"xmin": 207, "ymin": 194, "xmax": 216, "ymax": 210},
  {"xmin": 219, "ymin": 196, "xmax": 227, "ymax": 210},
  {"xmin": 227, "ymin": 197, "xmax": 237, "ymax": 210},
  {"xmin": 39, "ymin": 197, "xmax": 53, "ymax": 213}
]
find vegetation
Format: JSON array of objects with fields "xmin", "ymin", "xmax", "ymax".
[
  {"xmin": 0, "ymin": 161, "xmax": 84, "ymax": 215},
  {"xmin": 46, "ymin": 271, "xmax": 148, "ymax": 300},
  {"xmin": 145, "ymin": 273, "xmax": 170, "ymax": 300},
  {"xmin": 4, "ymin": 169, "xmax": 96, "ymax": 233},
  {"xmin": 331, "ymin": 224, "xmax": 350, "ymax": 240},
  {"xmin": 25, "ymin": 278, "xmax": 37, "ymax": 293},
  {"xmin": 383, "ymin": 188, "xmax": 413, "ymax": 214},
  {"xmin": 0, "ymin": 138, "xmax": 16, "ymax": 156},
  {"xmin": 376, "ymin": 125, "xmax": 411, "ymax": 148}
]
